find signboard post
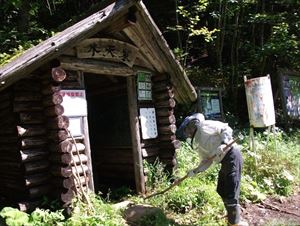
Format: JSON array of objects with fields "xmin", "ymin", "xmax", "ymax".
[{"xmin": 244, "ymin": 75, "xmax": 276, "ymax": 158}]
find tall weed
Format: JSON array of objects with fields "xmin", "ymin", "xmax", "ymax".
[{"xmin": 241, "ymin": 128, "xmax": 300, "ymax": 199}]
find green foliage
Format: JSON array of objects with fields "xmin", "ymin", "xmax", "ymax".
[
  {"xmin": 241, "ymin": 129, "xmax": 299, "ymax": 199},
  {"xmin": 0, "ymin": 207, "xmax": 65, "ymax": 226},
  {"xmin": 144, "ymin": 158, "xmax": 170, "ymax": 191},
  {"xmin": 263, "ymin": 22, "xmax": 300, "ymax": 66},
  {"xmin": 0, "ymin": 193, "xmax": 126, "ymax": 226},
  {"xmin": 29, "ymin": 208, "xmax": 65, "ymax": 226},
  {"xmin": 139, "ymin": 128, "xmax": 300, "ymax": 225},
  {"xmin": 172, "ymin": 0, "xmax": 218, "ymax": 66},
  {"xmin": 0, "ymin": 207, "xmax": 30, "ymax": 226},
  {"xmin": 65, "ymin": 193, "xmax": 126, "ymax": 226}
]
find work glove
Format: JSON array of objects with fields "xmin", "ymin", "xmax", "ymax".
[{"xmin": 214, "ymin": 144, "xmax": 227, "ymax": 163}]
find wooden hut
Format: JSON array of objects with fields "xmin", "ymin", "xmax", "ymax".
[{"xmin": 0, "ymin": 0, "xmax": 197, "ymax": 210}]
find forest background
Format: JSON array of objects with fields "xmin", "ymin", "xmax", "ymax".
[
  {"xmin": 0, "ymin": 1, "xmax": 299, "ymax": 225},
  {"xmin": 0, "ymin": 0, "xmax": 299, "ymax": 125},
  {"xmin": 0, "ymin": 0, "xmax": 300, "ymax": 226}
]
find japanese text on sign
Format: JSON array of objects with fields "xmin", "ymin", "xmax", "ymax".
[
  {"xmin": 139, "ymin": 108, "xmax": 158, "ymax": 139},
  {"xmin": 60, "ymin": 90, "xmax": 87, "ymax": 117},
  {"xmin": 137, "ymin": 71, "xmax": 152, "ymax": 101}
]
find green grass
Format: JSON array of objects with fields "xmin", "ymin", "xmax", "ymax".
[
  {"xmin": 139, "ymin": 128, "xmax": 300, "ymax": 225},
  {"xmin": 0, "ymin": 129, "xmax": 299, "ymax": 226}
]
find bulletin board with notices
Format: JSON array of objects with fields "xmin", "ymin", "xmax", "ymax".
[
  {"xmin": 139, "ymin": 108, "xmax": 158, "ymax": 140},
  {"xmin": 279, "ymin": 70, "xmax": 300, "ymax": 121},
  {"xmin": 137, "ymin": 71, "xmax": 152, "ymax": 101},
  {"xmin": 197, "ymin": 88, "xmax": 224, "ymax": 121}
]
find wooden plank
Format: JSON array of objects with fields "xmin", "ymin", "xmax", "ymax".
[
  {"xmin": 28, "ymin": 184, "xmax": 50, "ymax": 199},
  {"xmin": 21, "ymin": 137, "xmax": 47, "ymax": 149},
  {"xmin": 82, "ymin": 116, "xmax": 94, "ymax": 191},
  {"xmin": 25, "ymin": 173, "xmax": 50, "ymax": 187},
  {"xmin": 13, "ymin": 101, "xmax": 43, "ymax": 112},
  {"xmin": 17, "ymin": 125, "xmax": 47, "ymax": 137},
  {"xmin": 24, "ymin": 160, "xmax": 50, "ymax": 173},
  {"xmin": 127, "ymin": 76, "xmax": 145, "ymax": 194},
  {"xmin": 59, "ymin": 56, "xmax": 134, "ymax": 76},
  {"xmin": 76, "ymin": 38, "xmax": 139, "ymax": 67},
  {"xmin": 21, "ymin": 148, "xmax": 49, "ymax": 162},
  {"xmin": 14, "ymin": 92, "xmax": 42, "ymax": 102},
  {"xmin": 19, "ymin": 112, "xmax": 45, "ymax": 124}
]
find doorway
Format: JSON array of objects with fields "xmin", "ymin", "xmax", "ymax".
[{"xmin": 84, "ymin": 74, "xmax": 135, "ymax": 195}]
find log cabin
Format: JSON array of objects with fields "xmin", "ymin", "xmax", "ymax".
[{"xmin": 0, "ymin": 0, "xmax": 197, "ymax": 210}]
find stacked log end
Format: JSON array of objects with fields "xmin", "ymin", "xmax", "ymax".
[
  {"xmin": 47, "ymin": 68, "xmax": 89, "ymax": 206},
  {"xmin": 152, "ymin": 74, "xmax": 179, "ymax": 173}
]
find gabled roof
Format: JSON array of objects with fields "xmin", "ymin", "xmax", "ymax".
[{"xmin": 0, "ymin": 0, "xmax": 197, "ymax": 104}]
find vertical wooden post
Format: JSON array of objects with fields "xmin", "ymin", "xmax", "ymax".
[
  {"xmin": 83, "ymin": 116, "xmax": 94, "ymax": 192},
  {"xmin": 127, "ymin": 76, "xmax": 145, "ymax": 194}
]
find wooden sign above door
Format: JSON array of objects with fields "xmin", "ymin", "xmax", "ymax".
[{"xmin": 76, "ymin": 38, "xmax": 139, "ymax": 67}]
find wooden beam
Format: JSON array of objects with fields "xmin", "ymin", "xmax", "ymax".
[
  {"xmin": 127, "ymin": 76, "xmax": 145, "ymax": 194},
  {"xmin": 59, "ymin": 56, "xmax": 134, "ymax": 76}
]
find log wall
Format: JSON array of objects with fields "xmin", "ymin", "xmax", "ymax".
[
  {"xmin": 0, "ymin": 78, "xmax": 50, "ymax": 210},
  {"xmin": 52, "ymin": 70, "xmax": 90, "ymax": 205},
  {"xmin": 152, "ymin": 74, "xmax": 179, "ymax": 172},
  {"xmin": 0, "ymin": 67, "xmax": 90, "ymax": 209}
]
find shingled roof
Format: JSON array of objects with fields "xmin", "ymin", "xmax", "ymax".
[{"xmin": 0, "ymin": 0, "xmax": 197, "ymax": 104}]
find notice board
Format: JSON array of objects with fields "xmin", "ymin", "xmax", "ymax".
[
  {"xmin": 196, "ymin": 87, "xmax": 224, "ymax": 121},
  {"xmin": 279, "ymin": 70, "xmax": 300, "ymax": 121}
]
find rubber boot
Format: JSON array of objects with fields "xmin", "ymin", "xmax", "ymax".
[
  {"xmin": 226, "ymin": 204, "xmax": 248, "ymax": 226},
  {"xmin": 225, "ymin": 203, "xmax": 240, "ymax": 225}
]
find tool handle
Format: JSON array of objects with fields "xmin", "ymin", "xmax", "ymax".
[{"xmin": 144, "ymin": 174, "xmax": 188, "ymax": 199}]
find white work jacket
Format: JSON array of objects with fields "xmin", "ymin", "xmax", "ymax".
[{"xmin": 191, "ymin": 120, "xmax": 234, "ymax": 174}]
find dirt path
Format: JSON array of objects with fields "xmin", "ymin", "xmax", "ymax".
[{"xmin": 242, "ymin": 193, "xmax": 300, "ymax": 226}]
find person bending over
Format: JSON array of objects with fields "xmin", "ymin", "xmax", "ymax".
[{"xmin": 176, "ymin": 113, "xmax": 248, "ymax": 226}]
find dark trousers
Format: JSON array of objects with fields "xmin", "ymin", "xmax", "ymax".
[{"xmin": 217, "ymin": 146, "xmax": 243, "ymax": 224}]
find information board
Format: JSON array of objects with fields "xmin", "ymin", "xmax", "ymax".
[
  {"xmin": 60, "ymin": 89, "xmax": 87, "ymax": 136},
  {"xmin": 139, "ymin": 108, "xmax": 158, "ymax": 139},
  {"xmin": 197, "ymin": 88, "xmax": 224, "ymax": 121},
  {"xmin": 60, "ymin": 90, "xmax": 87, "ymax": 116},
  {"xmin": 244, "ymin": 75, "xmax": 276, "ymax": 127},
  {"xmin": 279, "ymin": 72, "xmax": 300, "ymax": 120},
  {"xmin": 137, "ymin": 71, "xmax": 152, "ymax": 101}
]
